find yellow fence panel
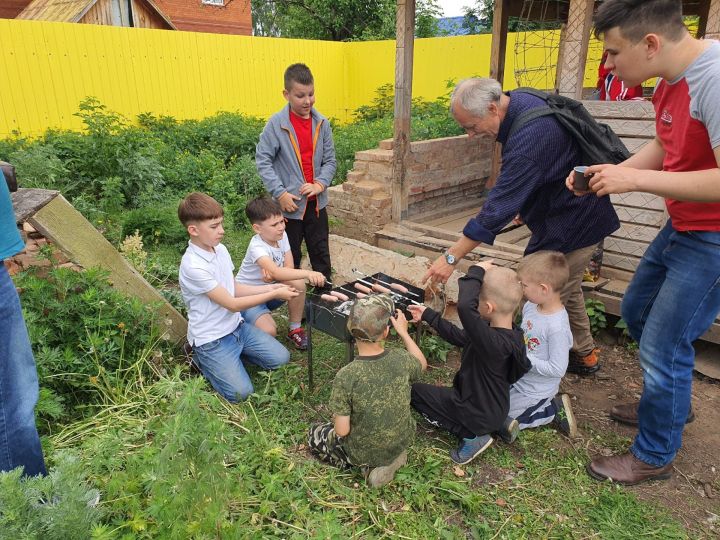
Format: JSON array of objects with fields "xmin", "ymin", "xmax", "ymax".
[{"xmin": 0, "ymin": 19, "xmax": 603, "ymax": 138}]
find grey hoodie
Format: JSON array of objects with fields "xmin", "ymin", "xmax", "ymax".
[{"xmin": 255, "ymin": 105, "xmax": 337, "ymax": 220}]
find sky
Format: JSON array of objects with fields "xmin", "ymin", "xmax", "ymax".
[{"xmin": 435, "ymin": 0, "xmax": 475, "ymax": 18}]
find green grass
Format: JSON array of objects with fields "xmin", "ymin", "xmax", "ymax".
[{"xmin": 1, "ymin": 317, "xmax": 693, "ymax": 539}]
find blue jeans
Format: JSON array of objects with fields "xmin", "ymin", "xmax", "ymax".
[
  {"xmin": 241, "ymin": 299, "xmax": 285, "ymax": 326},
  {"xmin": 0, "ymin": 263, "xmax": 46, "ymax": 476},
  {"xmin": 192, "ymin": 321, "xmax": 290, "ymax": 402},
  {"xmin": 622, "ymin": 222, "xmax": 720, "ymax": 466}
]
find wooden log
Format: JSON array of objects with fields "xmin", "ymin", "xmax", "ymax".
[
  {"xmin": 581, "ymin": 100, "xmax": 656, "ymax": 119},
  {"xmin": 28, "ymin": 195, "xmax": 187, "ymax": 343},
  {"xmin": 11, "ymin": 188, "xmax": 59, "ymax": 224}
]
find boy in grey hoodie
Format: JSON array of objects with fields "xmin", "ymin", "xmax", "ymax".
[{"xmin": 255, "ymin": 63, "xmax": 336, "ymax": 285}]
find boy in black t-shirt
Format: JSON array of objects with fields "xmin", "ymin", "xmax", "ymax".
[{"xmin": 409, "ymin": 261, "xmax": 529, "ymax": 465}]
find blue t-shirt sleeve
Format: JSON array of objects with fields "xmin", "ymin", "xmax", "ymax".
[{"xmin": 0, "ymin": 172, "xmax": 24, "ymax": 260}]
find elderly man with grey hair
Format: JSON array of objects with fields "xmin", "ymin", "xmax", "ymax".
[{"xmin": 423, "ymin": 78, "xmax": 619, "ymax": 376}]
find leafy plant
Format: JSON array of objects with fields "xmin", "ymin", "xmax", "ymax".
[
  {"xmin": 585, "ymin": 298, "xmax": 607, "ymax": 335},
  {"xmin": 419, "ymin": 330, "xmax": 454, "ymax": 363},
  {"xmin": 121, "ymin": 205, "xmax": 186, "ymax": 250}
]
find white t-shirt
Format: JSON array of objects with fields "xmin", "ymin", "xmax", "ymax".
[
  {"xmin": 513, "ymin": 302, "xmax": 573, "ymax": 400},
  {"xmin": 235, "ymin": 232, "xmax": 292, "ymax": 286},
  {"xmin": 179, "ymin": 241, "xmax": 242, "ymax": 347}
]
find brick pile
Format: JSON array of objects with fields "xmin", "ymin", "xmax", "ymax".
[{"xmin": 4, "ymin": 222, "xmax": 80, "ymax": 277}]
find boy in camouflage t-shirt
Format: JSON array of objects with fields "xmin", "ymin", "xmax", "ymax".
[{"xmin": 308, "ymin": 295, "xmax": 427, "ymax": 488}]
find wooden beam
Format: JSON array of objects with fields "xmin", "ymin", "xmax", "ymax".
[
  {"xmin": 11, "ymin": 188, "xmax": 59, "ymax": 224},
  {"xmin": 556, "ymin": 0, "xmax": 595, "ymax": 99},
  {"xmin": 704, "ymin": 0, "xmax": 720, "ymax": 40},
  {"xmin": 489, "ymin": 0, "xmax": 510, "ymax": 84},
  {"xmin": 391, "ymin": 0, "xmax": 415, "ymax": 222},
  {"xmin": 28, "ymin": 195, "xmax": 188, "ymax": 344}
]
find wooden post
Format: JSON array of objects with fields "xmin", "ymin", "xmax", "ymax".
[
  {"xmin": 556, "ymin": 0, "xmax": 594, "ymax": 99},
  {"xmin": 488, "ymin": 0, "xmax": 510, "ymax": 189},
  {"xmin": 489, "ymin": 0, "xmax": 510, "ymax": 85},
  {"xmin": 391, "ymin": 0, "xmax": 415, "ymax": 223},
  {"xmin": 704, "ymin": 0, "xmax": 720, "ymax": 40}
]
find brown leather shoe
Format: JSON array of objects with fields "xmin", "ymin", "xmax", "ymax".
[
  {"xmin": 610, "ymin": 401, "xmax": 695, "ymax": 426},
  {"xmin": 587, "ymin": 452, "xmax": 673, "ymax": 485}
]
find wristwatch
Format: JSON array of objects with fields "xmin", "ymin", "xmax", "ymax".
[{"xmin": 444, "ymin": 251, "xmax": 458, "ymax": 265}]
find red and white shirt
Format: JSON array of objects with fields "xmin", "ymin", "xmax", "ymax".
[{"xmin": 652, "ymin": 41, "xmax": 720, "ymax": 231}]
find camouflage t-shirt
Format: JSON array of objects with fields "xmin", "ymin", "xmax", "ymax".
[{"xmin": 329, "ymin": 348, "xmax": 423, "ymax": 467}]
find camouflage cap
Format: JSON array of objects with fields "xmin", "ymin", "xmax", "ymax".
[{"xmin": 347, "ymin": 293, "xmax": 395, "ymax": 342}]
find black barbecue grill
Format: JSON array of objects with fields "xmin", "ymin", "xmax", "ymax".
[{"xmin": 305, "ymin": 272, "xmax": 424, "ymax": 388}]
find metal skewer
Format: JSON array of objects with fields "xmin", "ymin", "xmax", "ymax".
[
  {"xmin": 351, "ymin": 268, "xmax": 422, "ymax": 299},
  {"xmin": 351, "ymin": 272, "xmax": 423, "ymax": 306}
]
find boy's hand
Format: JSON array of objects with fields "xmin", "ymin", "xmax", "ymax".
[
  {"xmin": 278, "ymin": 191, "xmax": 301, "ymax": 213},
  {"xmin": 407, "ymin": 304, "xmax": 426, "ymax": 323},
  {"xmin": 475, "ymin": 259, "xmax": 495, "ymax": 271},
  {"xmin": 390, "ymin": 309, "xmax": 409, "ymax": 335},
  {"xmin": 274, "ymin": 285, "xmax": 299, "ymax": 301},
  {"xmin": 299, "ymin": 183, "xmax": 323, "ymax": 197},
  {"xmin": 306, "ymin": 271, "xmax": 326, "ymax": 287}
]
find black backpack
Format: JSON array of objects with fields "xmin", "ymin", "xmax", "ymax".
[{"xmin": 508, "ymin": 88, "xmax": 631, "ymax": 165}]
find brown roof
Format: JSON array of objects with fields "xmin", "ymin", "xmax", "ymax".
[{"xmin": 17, "ymin": 0, "xmax": 175, "ymax": 27}]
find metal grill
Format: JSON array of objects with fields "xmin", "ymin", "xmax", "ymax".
[{"xmin": 305, "ymin": 272, "xmax": 424, "ymax": 388}]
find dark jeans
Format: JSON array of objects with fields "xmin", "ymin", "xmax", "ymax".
[
  {"xmin": 622, "ymin": 222, "xmax": 720, "ymax": 466},
  {"xmin": 0, "ymin": 263, "xmax": 46, "ymax": 477},
  {"xmin": 411, "ymin": 383, "xmax": 475, "ymax": 439},
  {"xmin": 285, "ymin": 198, "xmax": 331, "ymax": 282}
]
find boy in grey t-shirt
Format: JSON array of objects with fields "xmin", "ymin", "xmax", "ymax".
[
  {"xmin": 235, "ymin": 197, "xmax": 326, "ymax": 350},
  {"xmin": 500, "ymin": 251, "xmax": 577, "ymax": 443}
]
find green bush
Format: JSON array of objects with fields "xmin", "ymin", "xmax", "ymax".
[
  {"xmin": 585, "ymin": 298, "xmax": 608, "ymax": 335},
  {"xmin": 121, "ymin": 205, "xmax": 187, "ymax": 250},
  {"xmin": 16, "ymin": 266, "xmax": 166, "ymax": 422}
]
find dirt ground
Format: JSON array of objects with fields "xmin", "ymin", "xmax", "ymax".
[{"xmin": 563, "ymin": 335, "xmax": 720, "ymax": 535}]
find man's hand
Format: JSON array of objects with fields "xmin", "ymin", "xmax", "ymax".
[
  {"xmin": 423, "ymin": 255, "xmax": 455, "ymax": 284},
  {"xmin": 407, "ymin": 304, "xmax": 426, "ymax": 323},
  {"xmin": 305, "ymin": 271, "xmax": 326, "ymax": 287},
  {"xmin": 474, "ymin": 259, "xmax": 495, "ymax": 271},
  {"xmin": 273, "ymin": 285, "xmax": 299, "ymax": 301},
  {"xmin": 565, "ymin": 169, "xmax": 593, "ymax": 196},
  {"xmin": 584, "ymin": 163, "xmax": 639, "ymax": 197},
  {"xmin": 299, "ymin": 183, "xmax": 323, "ymax": 197},
  {"xmin": 278, "ymin": 191, "xmax": 302, "ymax": 213},
  {"xmin": 390, "ymin": 309, "xmax": 410, "ymax": 336}
]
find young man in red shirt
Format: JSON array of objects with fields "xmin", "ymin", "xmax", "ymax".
[
  {"xmin": 256, "ymin": 63, "xmax": 337, "ymax": 349},
  {"xmin": 568, "ymin": 0, "xmax": 720, "ymax": 485}
]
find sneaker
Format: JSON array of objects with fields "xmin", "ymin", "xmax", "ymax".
[
  {"xmin": 551, "ymin": 394, "xmax": 578, "ymax": 437},
  {"xmin": 450, "ymin": 434, "xmax": 494, "ymax": 465},
  {"xmin": 496, "ymin": 417, "xmax": 519, "ymax": 444},
  {"xmin": 367, "ymin": 451, "xmax": 407, "ymax": 488},
  {"xmin": 567, "ymin": 348, "xmax": 600, "ymax": 375},
  {"xmin": 287, "ymin": 327, "xmax": 308, "ymax": 350}
]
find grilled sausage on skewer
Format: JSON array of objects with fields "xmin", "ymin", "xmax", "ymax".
[
  {"xmin": 320, "ymin": 294, "xmax": 338, "ymax": 302},
  {"xmin": 371, "ymin": 283, "xmax": 391, "ymax": 294},
  {"xmin": 330, "ymin": 291, "xmax": 349, "ymax": 302},
  {"xmin": 389, "ymin": 283, "xmax": 409, "ymax": 294},
  {"xmin": 354, "ymin": 283, "xmax": 372, "ymax": 294}
]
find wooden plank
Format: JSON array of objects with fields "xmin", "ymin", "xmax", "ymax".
[
  {"xmin": 598, "ymin": 266, "xmax": 635, "ymax": 282},
  {"xmin": 391, "ymin": 0, "xmax": 415, "ymax": 222},
  {"xmin": 11, "ymin": 188, "xmax": 59, "ymax": 224},
  {"xmin": 28, "ymin": 195, "xmax": 187, "ymax": 343},
  {"xmin": 601, "ymin": 118, "xmax": 656, "ymax": 138},
  {"xmin": 582, "ymin": 100, "xmax": 656, "ymax": 119},
  {"xmin": 621, "ymin": 137, "xmax": 651, "ymax": 155},
  {"xmin": 615, "ymin": 206, "xmax": 666, "ymax": 226},
  {"xmin": 602, "ymin": 251, "xmax": 641, "ymax": 272},
  {"xmin": 611, "ymin": 192, "xmax": 665, "ymax": 210},
  {"xmin": 496, "ymin": 224, "xmax": 532, "ymax": 244},
  {"xmin": 604, "ymin": 236, "xmax": 649, "ymax": 260},
  {"xmin": 413, "ymin": 199, "xmax": 482, "ymax": 226},
  {"xmin": 400, "ymin": 220, "xmax": 526, "ymax": 256},
  {"xmin": 611, "ymin": 222, "xmax": 662, "ymax": 244}
]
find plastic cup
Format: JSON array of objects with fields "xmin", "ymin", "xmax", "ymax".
[{"xmin": 573, "ymin": 166, "xmax": 592, "ymax": 191}]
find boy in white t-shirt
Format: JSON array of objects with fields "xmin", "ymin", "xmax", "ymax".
[
  {"xmin": 236, "ymin": 197, "xmax": 326, "ymax": 350},
  {"xmin": 500, "ymin": 251, "xmax": 577, "ymax": 443},
  {"xmin": 178, "ymin": 192, "xmax": 299, "ymax": 402}
]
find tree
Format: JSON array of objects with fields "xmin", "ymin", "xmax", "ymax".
[{"xmin": 251, "ymin": 0, "xmax": 445, "ymax": 41}]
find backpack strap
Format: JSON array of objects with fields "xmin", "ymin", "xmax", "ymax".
[{"xmin": 507, "ymin": 106, "xmax": 556, "ymax": 140}]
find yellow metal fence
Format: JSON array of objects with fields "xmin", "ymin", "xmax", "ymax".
[{"xmin": 0, "ymin": 19, "xmax": 602, "ymax": 138}]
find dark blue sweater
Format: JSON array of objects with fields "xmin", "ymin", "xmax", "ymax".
[{"xmin": 463, "ymin": 91, "xmax": 620, "ymax": 254}]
